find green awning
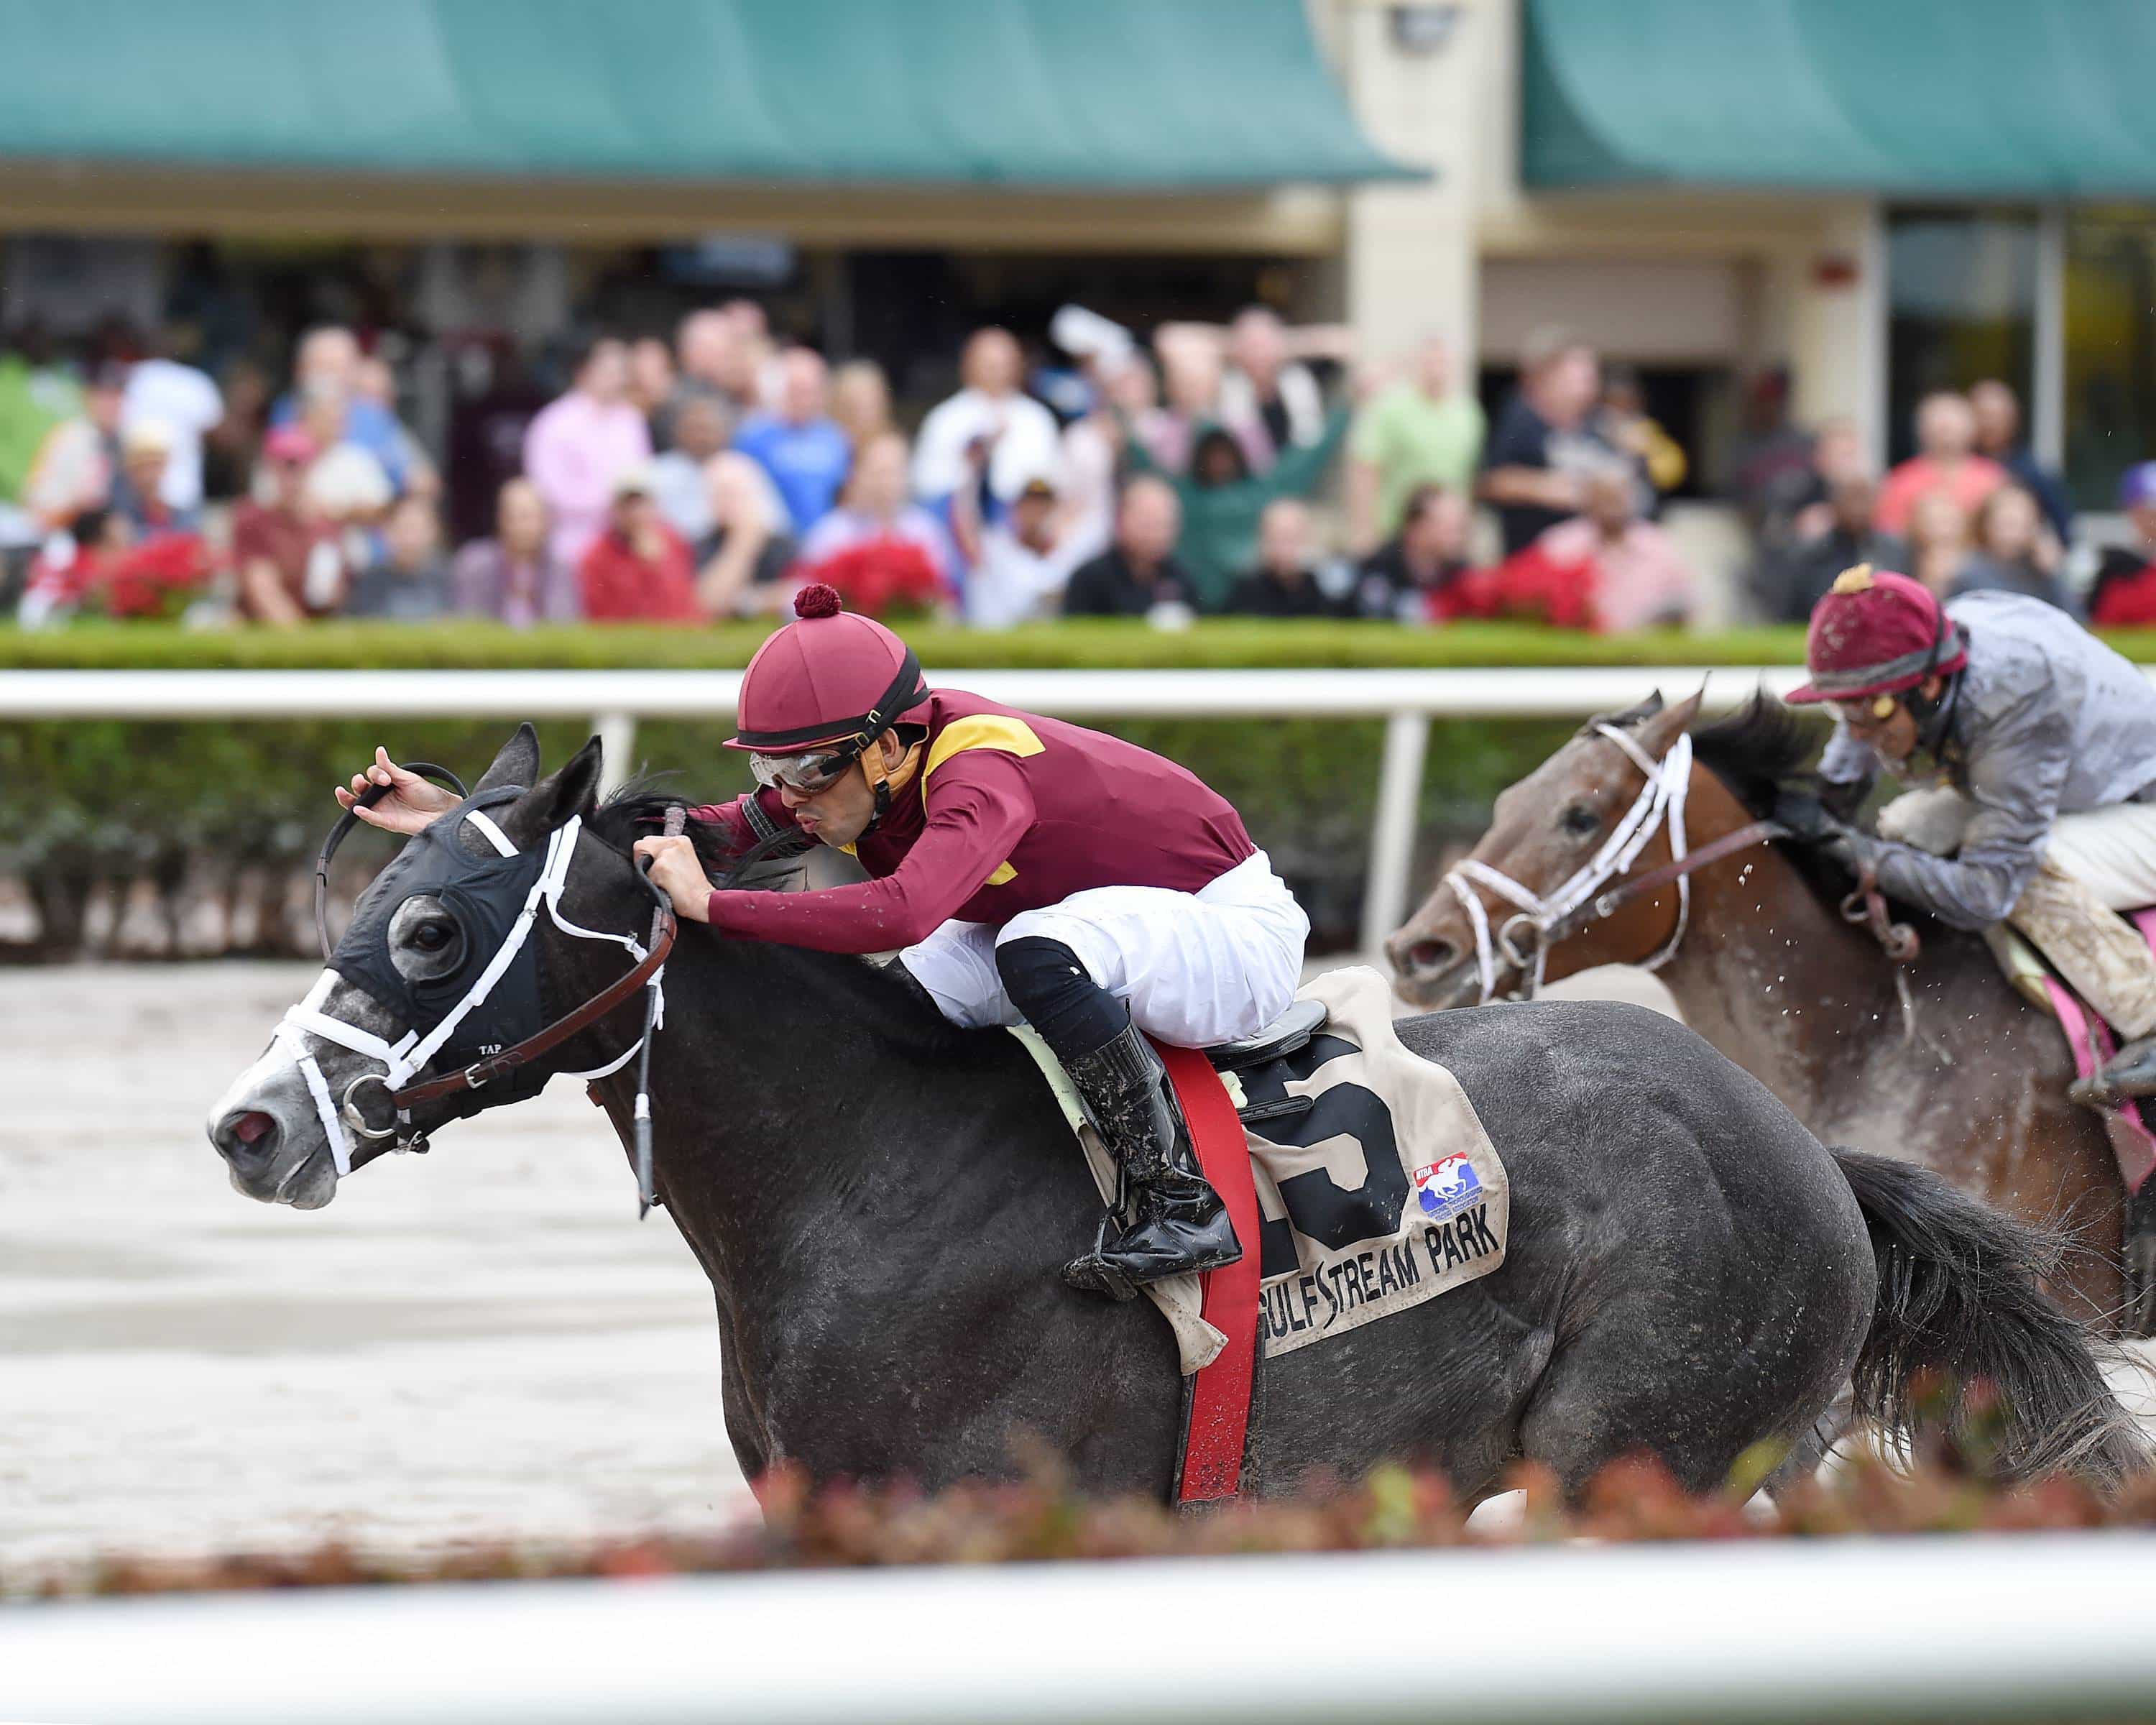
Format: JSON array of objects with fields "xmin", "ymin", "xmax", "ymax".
[
  {"xmin": 0, "ymin": 0, "xmax": 1415, "ymax": 190},
  {"xmin": 1524, "ymin": 0, "xmax": 2156, "ymax": 197}
]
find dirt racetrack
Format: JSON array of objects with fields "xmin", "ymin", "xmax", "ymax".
[{"xmin": 2, "ymin": 962, "xmax": 746, "ymax": 1568}]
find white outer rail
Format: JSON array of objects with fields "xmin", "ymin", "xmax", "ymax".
[
  {"xmin": 0, "ymin": 665, "xmax": 1815, "ymax": 952},
  {"xmin": 2, "ymin": 1533, "xmax": 2150, "ymax": 1724}
]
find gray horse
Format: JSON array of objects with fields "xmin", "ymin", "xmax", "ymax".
[{"xmin": 208, "ymin": 727, "xmax": 2145, "ymax": 1501}]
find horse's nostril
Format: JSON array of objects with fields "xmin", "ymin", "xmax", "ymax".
[
  {"xmin": 216, "ymin": 1109, "xmax": 279, "ymax": 1164},
  {"xmin": 1408, "ymin": 939, "xmax": 1455, "ymax": 975}
]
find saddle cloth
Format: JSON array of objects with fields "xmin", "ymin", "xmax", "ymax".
[
  {"xmin": 1991, "ymin": 911, "xmax": 2156, "ymax": 1193},
  {"xmin": 1013, "ymin": 965, "xmax": 1510, "ymax": 1373}
]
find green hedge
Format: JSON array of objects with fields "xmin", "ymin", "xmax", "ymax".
[
  {"xmin": 0, "ymin": 617, "xmax": 1824, "ymax": 669},
  {"xmin": 17, "ymin": 617, "xmax": 2156, "ymax": 668},
  {"xmin": 9, "ymin": 615, "xmax": 2151, "ymax": 671}
]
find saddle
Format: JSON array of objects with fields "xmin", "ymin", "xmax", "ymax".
[
  {"xmin": 1202, "ymin": 999, "xmax": 1329, "ymax": 1130},
  {"xmin": 1991, "ymin": 911, "xmax": 2156, "ymax": 1195},
  {"xmin": 1204, "ymin": 998, "xmax": 1328, "ymax": 1070}
]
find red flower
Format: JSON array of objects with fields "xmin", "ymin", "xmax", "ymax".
[
  {"xmin": 799, "ymin": 537, "xmax": 946, "ymax": 620},
  {"xmin": 1428, "ymin": 545, "xmax": 1596, "ymax": 630},
  {"xmin": 95, "ymin": 533, "xmax": 213, "ymax": 620},
  {"xmin": 2094, "ymin": 563, "xmax": 2156, "ymax": 629}
]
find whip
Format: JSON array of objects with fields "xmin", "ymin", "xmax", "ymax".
[{"xmin": 630, "ymin": 803, "xmax": 686, "ymax": 1218}]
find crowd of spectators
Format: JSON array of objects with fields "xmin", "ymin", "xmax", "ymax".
[
  {"xmin": 3, "ymin": 295, "xmax": 2152, "ymax": 637},
  {"xmin": 1746, "ymin": 380, "xmax": 2104, "ymax": 625}
]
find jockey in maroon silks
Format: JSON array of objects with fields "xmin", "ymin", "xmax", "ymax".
[{"xmin": 631, "ymin": 584, "xmax": 1309, "ymax": 1297}]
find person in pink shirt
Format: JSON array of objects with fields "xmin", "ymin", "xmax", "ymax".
[
  {"xmin": 1534, "ymin": 469, "xmax": 1697, "ymax": 632},
  {"xmin": 520, "ymin": 336, "xmax": 651, "ymax": 569},
  {"xmin": 1872, "ymin": 392, "xmax": 2008, "ymax": 538}
]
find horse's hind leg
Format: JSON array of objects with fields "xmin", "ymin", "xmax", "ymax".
[
  {"xmin": 1762, "ymin": 1389, "xmax": 1854, "ymax": 1502},
  {"xmin": 1516, "ymin": 1285, "xmax": 1861, "ymax": 1501}
]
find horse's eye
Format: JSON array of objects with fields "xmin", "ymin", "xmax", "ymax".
[
  {"xmin": 1561, "ymin": 803, "xmax": 1602, "ymax": 837},
  {"xmin": 411, "ymin": 920, "xmax": 456, "ymax": 953}
]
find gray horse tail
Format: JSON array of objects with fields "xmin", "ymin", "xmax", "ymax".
[{"xmin": 1831, "ymin": 1148, "xmax": 2150, "ymax": 1492}]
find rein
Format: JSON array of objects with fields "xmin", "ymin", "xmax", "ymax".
[{"xmin": 1549, "ymin": 817, "xmax": 1789, "ymax": 947}]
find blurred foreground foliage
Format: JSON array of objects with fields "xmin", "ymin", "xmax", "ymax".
[{"xmin": 15, "ymin": 1445, "xmax": 2156, "ymax": 1600}]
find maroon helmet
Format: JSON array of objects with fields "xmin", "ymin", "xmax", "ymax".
[
  {"xmin": 1787, "ymin": 565, "xmax": 1967, "ymax": 706},
  {"xmin": 727, "ymin": 584, "xmax": 928, "ymax": 755}
]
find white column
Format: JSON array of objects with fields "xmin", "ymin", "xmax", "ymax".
[
  {"xmin": 1331, "ymin": 0, "xmax": 1490, "ymax": 375},
  {"xmin": 1360, "ymin": 709, "xmax": 1431, "ymax": 959},
  {"xmin": 591, "ymin": 710, "xmax": 638, "ymax": 797},
  {"xmin": 2033, "ymin": 203, "xmax": 2067, "ymax": 471},
  {"xmin": 1789, "ymin": 198, "xmax": 1888, "ymax": 467}
]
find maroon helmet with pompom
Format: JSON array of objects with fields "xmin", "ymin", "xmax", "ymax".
[
  {"xmin": 1787, "ymin": 565, "xmax": 1967, "ymax": 705},
  {"xmin": 727, "ymin": 584, "xmax": 929, "ymax": 753}
]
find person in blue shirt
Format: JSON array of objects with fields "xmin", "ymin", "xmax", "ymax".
[
  {"xmin": 267, "ymin": 326, "xmax": 415, "ymax": 494},
  {"xmin": 732, "ymin": 347, "xmax": 853, "ymax": 535},
  {"xmin": 1971, "ymin": 379, "xmax": 2073, "ymax": 546}
]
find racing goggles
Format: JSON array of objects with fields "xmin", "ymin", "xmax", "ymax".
[
  {"xmin": 1831, "ymin": 693, "xmax": 1904, "ymax": 727},
  {"xmin": 748, "ymin": 744, "xmax": 860, "ymax": 794}
]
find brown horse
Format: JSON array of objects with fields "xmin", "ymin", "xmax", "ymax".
[{"xmin": 1386, "ymin": 691, "xmax": 2138, "ymax": 1330}]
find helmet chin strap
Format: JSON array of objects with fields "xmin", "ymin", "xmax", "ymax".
[{"xmin": 856, "ymin": 737, "xmax": 923, "ymax": 832}]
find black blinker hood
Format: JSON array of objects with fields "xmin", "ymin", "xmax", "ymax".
[{"xmin": 330, "ymin": 786, "xmax": 551, "ymax": 1093}]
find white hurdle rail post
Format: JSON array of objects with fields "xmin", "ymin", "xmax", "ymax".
[
  {"xmin": 1360, "ymin": 708, "xmax": 1431, "ymax": 958},
  {"xmin": 591, "ymin": 709, "xmax": 640, "ymax": 796}
]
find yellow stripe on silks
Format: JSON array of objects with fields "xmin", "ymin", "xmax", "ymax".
[
  {"xmin": 984, "ymin": 860, "xmax": 1018, "ymax": 886},
  {"xmin": 924, "ymin": 714, "xmax": 1046, "ymax": 778}
]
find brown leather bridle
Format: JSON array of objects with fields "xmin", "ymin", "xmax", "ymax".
[{"xmin": 389, "ymin": 906, "xmax": 676, "ymax": 1112}]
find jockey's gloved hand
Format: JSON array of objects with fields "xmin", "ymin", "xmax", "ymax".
[
  {"xmin": 1774, "ymin": 789, "xmax": 1883, "ymax": 877},
  {"xmin": 1818, "ymin": 824, "xmax": 1884, "ymax": 880},
  {"xmin": 1771, "ymin": 790, "xmax": 1843, "ymax": 845}
]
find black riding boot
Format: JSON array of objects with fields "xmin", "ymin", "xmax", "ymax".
[
  {"xmin": 995, "ymin": 937, "xmax": 1243, "ymax": 1301},
  {"xmin": 2087, "ymin": 1031, "xmax": 2156, "ymax": 1101},
  {"xmin": 1060, "ymin": 1021, "xmax": 1244, "ymax": 1300},
  {"xmin": 2124, "ymin": 1176, "xmax": 2156, "ymax": 1338}
]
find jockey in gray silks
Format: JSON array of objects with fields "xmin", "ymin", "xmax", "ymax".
[{"xmin": 1788, "ymin": 566, "xmax": 2156, "ymax": 1120}]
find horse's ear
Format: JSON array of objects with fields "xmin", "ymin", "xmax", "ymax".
[
  {"xmin": 1636, "ymin": 687, "xmax": 1706, "ymax": 754},
  {"xmin": 473, "ymin": 722, "xmax": 542, "ymax": 796},
  {"xmin": 501, "ymin": 735, "xmax": 604, "ymax": 847},
  {"xmin": 1583, "ymin": 690, "xmax": 1664, "ymax": 736}
]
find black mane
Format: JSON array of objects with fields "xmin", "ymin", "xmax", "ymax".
[
  {"xmin": 1687, "ymin": 692, "xmax": 1961, "ymax": 942},
  {"xmin": 588, "ymin": 781, "xmax": 746, "ymax": 875},
  {"xmin": 1688, "ymin": 691, "xmax": 1819, "ymax": 822}
]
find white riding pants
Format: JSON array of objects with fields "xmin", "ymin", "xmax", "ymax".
[
  {"xmin": 1878, "ymin": 789, "xmax": 2156, "ymax": 1036},
  {"xmin": 899, "ymin": 850, "xmax": 1310, "ymax": 1048}
]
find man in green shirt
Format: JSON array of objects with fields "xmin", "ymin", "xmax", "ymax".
[
  {"xmin": 1347, "ymin": 336, "xmax": 1485, "ymax": 549},
  {"xmin": 0, "ymin": 349, "xmax": 79, "ymax": 507}
]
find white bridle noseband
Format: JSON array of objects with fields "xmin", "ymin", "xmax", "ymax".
[
  {"xmin": 271, "ymin": 811, "xmax": 663, "ymax": 1176},
  {"xmin": 1443, "ymin": 725, "xmax": 1693, "ymax": 1004}
]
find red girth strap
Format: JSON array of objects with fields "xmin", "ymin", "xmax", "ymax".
[{"xmin": 1154, "ymin": 1039, "xmax": 1261, "ymax": 1504}]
